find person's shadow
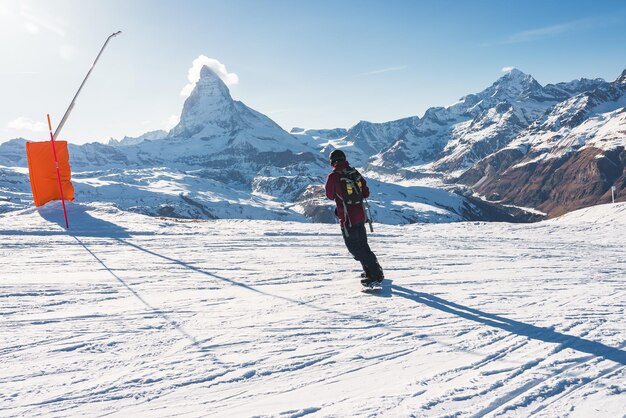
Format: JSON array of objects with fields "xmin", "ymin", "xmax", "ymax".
[{"xmin": 391, "ymin": 284, "xmax": 626, "ymax": 365}]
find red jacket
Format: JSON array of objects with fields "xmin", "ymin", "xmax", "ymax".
[{"xmin": 325, "ymin": 160, "xmax": 369, "ymax": 227}]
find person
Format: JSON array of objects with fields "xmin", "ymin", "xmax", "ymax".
[{"xmin": 325, "ymin": 149, "xmax": 384, "ymax": 286}]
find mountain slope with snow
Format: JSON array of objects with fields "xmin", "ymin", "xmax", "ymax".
[
  {"xmin": 167, "ymin": 66, "xmax": 312, "ymax": 158},
  {"xmin": 370, "ymin": 69, "xmax": 606, "ymax": 174},
  {"xmin": 1, "ymin": 201, "xmax": 624, "ymax": 416},
  {"xmin": 0, "ymin": 162, "xmax": 522, "ymax": 224},
  {"xmin": 2, "ymin": 66, "xmax": 624, "ymax": 222},
  {"xmin": 1, "ymin": 65, "xmax": 529, "ymax": 224},
  {"xmin": 458, "ymin": 70, "xmax": 626, "ymax": 216},
  {"xmin": 0, "ymin": 66, "xmax": 326, "ymax": 220}
]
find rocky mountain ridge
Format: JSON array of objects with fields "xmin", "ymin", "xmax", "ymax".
[{"xmin": 457, "ymin": 70, "xmax": 626, "ymax": 216}]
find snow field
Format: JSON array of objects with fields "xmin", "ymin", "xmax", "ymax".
[{"xmin": 0, "ymin": 202, "xmax": 625, "ymax": 417}]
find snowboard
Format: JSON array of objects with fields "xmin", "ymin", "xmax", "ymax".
[{"xmin": 361, "ymin": 279, "xmax": 383, "ymax": 292}]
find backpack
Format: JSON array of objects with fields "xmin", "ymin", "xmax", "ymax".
[{"xmin": 338, "ymin": 167, "xmax": 365, "ymax": 205}]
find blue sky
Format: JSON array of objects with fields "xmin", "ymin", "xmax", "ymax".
[{"xmin": 2, "ymin": 0, "xmax": 626, "ymax": 144}]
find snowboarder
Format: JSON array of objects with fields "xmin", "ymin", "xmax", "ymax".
[{"xmin": 325, "ymin": 150, "xmax": 384, "ymax": 287}]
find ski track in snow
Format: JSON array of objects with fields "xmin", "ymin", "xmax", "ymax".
[{"xmin": 0, "ymin": 203, "xmax": 625, "ymax": 417}]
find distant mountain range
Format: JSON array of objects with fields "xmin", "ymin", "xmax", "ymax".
[
  {"xmin": 1, "ymin": 65, "xmax": 624, "ymax": 222},
  {"xmin": 456, "ymin": 69, "xmax": 626, "ymax": 216},
  {"xmin": 291, "ymin": 67, "xmax": 625, "ymax": 217}
]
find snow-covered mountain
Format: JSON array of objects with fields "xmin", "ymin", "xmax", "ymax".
[
  {"xmin": 458, "ymin": 69, "xmax": 626, "ymax": 216},
  {"xmin": 0, "ymin": 66, "xmax": 334, "ymax": 221},
  {"xmin": 299, "ymin": 68, "xmax": 622, "ymax": 218},
  {"xmin": 1, "ymin": 67, "xmax": 317, "ymax": 173},
  {"xmin": 0, "ymin": 138, "xmax": 29, "ymax": 167},
  {"xmin": 108, "ymin": 130, "xmax": 168, "ymax": 147},
  {"xmin": 0, "ymin": 160, "xmax": 528, "ymax": 224},
  {"xmin": 290, "ymin": 117, "xmax": 424, "ymax": 169},
  {"xmin": 101, "ymin": 66, "xmax": 316, "ymax": 173},
  {"xmin": 2, "ymin": 65, "xmax": 623, "ymax": 222},
  {"xmin": 289, "ymin": 70, "xmax": 606, "ymax": 180},
  {"xmin": 1, "ymin": 65, "xmax": 523, "ymax": 224},
  {"xmin": 370, "ymin": 69, "xmax": 605, "ymax": 174},
  {"xmin": 169, "ymin": 66, "xmax": 312, "ymax": 158}
]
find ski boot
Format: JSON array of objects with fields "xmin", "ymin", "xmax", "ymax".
[{"xmin": 361, "ymin": 265, "xmax": 384, "ymax": 287}]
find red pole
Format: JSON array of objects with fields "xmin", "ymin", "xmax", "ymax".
[{"xmin": 47, "ymin": 114, "xmax": 69, "ymax": 229}]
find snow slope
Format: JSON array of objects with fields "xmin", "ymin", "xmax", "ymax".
[
  {"xmin": 0, "ymin": 163, "xmax": 497, "ymax": 224},
  {"xmin": 1, "ymin": 202, "xmax": 624, "ymax": 417}
]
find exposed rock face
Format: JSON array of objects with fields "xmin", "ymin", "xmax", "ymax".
[
  {"xmin": 461, "ymin": 147, "xmax": 625, "ymax": 217},
  {"xmin": 456, "ymin": 147, "xmax": 526, "ymax": 188},
  {"xmin": 537, "ymin": 146, "xmax": 625, "ymax": 216}
]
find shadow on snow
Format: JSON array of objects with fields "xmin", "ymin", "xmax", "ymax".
[
  {"xmin": 21, "ymin": 202, "xmax": 624, "ymax": 366},
  {"xmin": 36, "ymin": 202, "xmax": 131, "ymax": 238},
  {"xmin": 391, "ymin": 284, "xmax": 626, "ymax": 365}
]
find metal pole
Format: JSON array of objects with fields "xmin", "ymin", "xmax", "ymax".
[
  {"xmin": 612, "ymin": 186, "xmax": 616, "ymax": 204},
  {"xmin": 364, "ymin": 199, "xmax": 374, "ymax": 232},
  {"xmin": 47, "ymin": 114, "xmax": 69, "ymax": 229},
  {"xmin": 53, "ymin": 31, "xmax": 122, "ymax": 139}
]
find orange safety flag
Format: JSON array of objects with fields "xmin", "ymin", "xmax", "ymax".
[{"xmin": 25, "ymin": 141, "xmax": 75, "ymax": 207}]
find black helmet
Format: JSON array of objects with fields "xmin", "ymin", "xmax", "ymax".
[{"xmin": 329, "ymin": 149, "xmax": 346, "ymax": 165}]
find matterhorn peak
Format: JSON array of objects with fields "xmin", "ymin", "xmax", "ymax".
[
  {"xmin": 193, "ymin": 65, "xmax": 232, "ymax": 100},
  {"xmin": 166, "ymin": 63, "xmax": 305, "ymax": 154},
  {"xmin": 168, "ymin": 65, "xmax": 237, "ymax": 138},
  {"xmin": 199, "ymin": 65, "xmax": 224, "ymax": 82}
]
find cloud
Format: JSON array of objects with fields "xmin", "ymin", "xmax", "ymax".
[
  {"xmin": 180, "ymin": 55, "xmax": 239, "ymax": 97},
  {"xmin": 488, "ymin": 18, "xmax": 601, "ymax": 46},
  {"xmin": 507, "ymin": 22, "xmax": 581, "ymax": 44},
  {"xmin": 360, "ymin": 66, "xmax": 407, "ymax": 76},
  {"xmin": 8, "ymin": 117, "xmax": 47, "ymax": 132},
  {"xmin": 501, "ymin": 66, "xmax": 516, "ymax": 73}
]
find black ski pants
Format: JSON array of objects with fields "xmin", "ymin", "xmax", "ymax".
[{"xmin": 341, "ymin": 222, "xmax": 382, "ymax": 279}]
